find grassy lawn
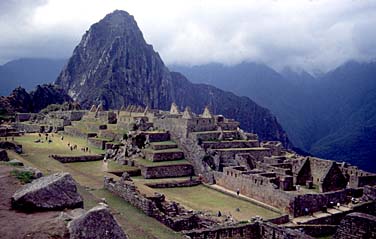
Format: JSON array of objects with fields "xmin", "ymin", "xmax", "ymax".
[
  {"xmin": 155, "ymin": 185, "xmax": 281, "ymax": 221},
  {"xmin": 6, "ymin": 133, "xmax": 182, "ymax": 239}
]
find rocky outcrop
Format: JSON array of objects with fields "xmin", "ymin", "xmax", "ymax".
[
  {"xmin": 56, "ymin": 10, "xmax": 290, "ymax": 145},
  {"xmin": 11, "ymin": 172, "xmax": 83, "ymax": 211},
  {"xmin": 67, "ymin": 205, "xmax": 128, "ymax": 239},
  {"xmin": 0, "ymin": 84, "xmax": 72, "ymax": 114}
]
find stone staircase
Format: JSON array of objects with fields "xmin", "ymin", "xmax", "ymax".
[
  {"xmin": 191, "ymin": 129, "xmax": 271, "ymax": 167},
  {"xmin": 133, "ymin": 131, "xmax": 194, "ymax": 179}
]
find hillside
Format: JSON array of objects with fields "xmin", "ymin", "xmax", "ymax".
[
  {"xmin": 0, "ymin": 58, "xmax": 66, "ymax": 96},
  {"xmin": 172, "ymin": 61, "xmax": 376, "ymax": 171}
]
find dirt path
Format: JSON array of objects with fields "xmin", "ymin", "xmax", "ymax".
[{"xmin": 0, "ymin": 165, "xmax": 69, "ymax": 239}]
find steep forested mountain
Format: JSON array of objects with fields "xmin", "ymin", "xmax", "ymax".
[{"xmin": 172, "ymin": 61, "xmax": 376, "ymax": 171}]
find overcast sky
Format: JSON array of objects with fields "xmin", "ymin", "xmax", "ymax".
[{"xmin": 0, "ymin": 0, "xmax": 375, "ymax": 72}]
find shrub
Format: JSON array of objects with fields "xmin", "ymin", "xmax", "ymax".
[{"xmin": 11, "ymin": 170, "xmax": 33, "ymax": 184}]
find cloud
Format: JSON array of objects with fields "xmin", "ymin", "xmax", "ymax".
[{"xmin": 0, "ymin": 0, "xmax": 375, "ymax": 72}]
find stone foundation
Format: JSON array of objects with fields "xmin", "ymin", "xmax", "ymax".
[
  {"xmin": 51, "ymin": 154, "xmax": 103, "ymax": 163},
  {"xmin": 140, "ymin": 164, "xmax": 194, "ymax": 179}
]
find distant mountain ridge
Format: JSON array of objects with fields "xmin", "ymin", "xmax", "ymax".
[
  {"xmin": 171, "ymin": 61, "xmax": 376, "ymax": 171},
  {"xmin": 55, "ymin": 10, "xmax": 289, "ymax": 144},
  {"xmin": 0, "ymin": 58, "xmax": 66, "ymax": 96}
]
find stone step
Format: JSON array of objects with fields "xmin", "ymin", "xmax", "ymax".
[
  {"xmin": 139, "ymin": 163, "xmax": 194, "ymax": 179},
  {"xmin": 192, "ymin": 130, "xmax": 241, "ymax": 141},
  {"xmin": 150, "ymin": 141, "xmax": 178, "ymax": 150},
  {"xmin": 143, "ymin": 148, "xmax": 184, "ymax": 162},
  {"xmin": 201, "ymin": 140, "xmax": 259, "ymax": 150},
  {"xmin": 140, "ymin": 131, "xmax": 170, "ymax": 142}
]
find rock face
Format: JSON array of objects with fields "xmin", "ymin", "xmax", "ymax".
[
  {"xmin": 11, "ymin": 172, "xmax": 83, "ymax": 211},
  {"xmin": 56, "ymin": 10, "xmax": 289, "ymax": 145},
  {"xmin": 0, "ymin": 84, "xmax": 72, "ymax": 114},
  {"xmin": 68, "ymin": 205, "xmax": 128, "ymax": 239}
]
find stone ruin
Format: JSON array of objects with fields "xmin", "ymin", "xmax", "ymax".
[{"xmin": 9, "ymin": 102, "xmax": 376, "ymax": 238}]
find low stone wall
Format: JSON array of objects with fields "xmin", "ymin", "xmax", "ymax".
[
  {"xmin": 150, "ymin": 143, "xmax": 177, "ymax": 150},
  {"xmin": 51, "ymin": 154, "xmax": 103, "ymax": 163},
  {"xmin": 15, "ymin": 123, "xmax": 45, "ymax": 133},
  {"xmin": 185, "ymin": 221, "xmax": 314, "ymax": 239},
  {"xmin": 145, "ymin": 179, "xmax": 201, "ymax": 188},
  {"xmin": 140, "ymin": 164, "xmax": 194, "ymax": 179},
  {"xmin": 104, "ymin": 177, "xmax": 216, "ymax": 231},
  {"xmin": 63, "ymin": 126, "xmax": 88, "ymax": 139},
  {"xmin": 193, "ymin": 131, "xmax": 240, "ymax": 141},
  {"xmin": 284, "ymin": 225, "xmax": 337, "ymax": 238},
  {"xmin": 291, "ymin": 190, "xmax": 349, "ymax": 217},
  {"xmin": 87, "ymin": 138, "xmax": 108, "ymax": 150},
  {"xmin": 185, "ymin": 222, "xmax": 260, "ymax": 239},
  {"xmin": 215, "ymin": 170, "xmax": 359, "ymax": 217},
  {"xmin": 202, "ymin": 140, "xmax": 259, "ymax": 150},
  {"xmin": 141, "ymin": 132, "xmax": 170, "ymax": 142},
  {"xmin": 217, "ymin": 148, "xmax": 271, "ymax": 162},
  {"xmin": 333, "ymin": 212, "xmax": 376, "ymax": 239},
  {"xmin": 144, "ymin": 150, "xmax": 184, "ymax": 162}
]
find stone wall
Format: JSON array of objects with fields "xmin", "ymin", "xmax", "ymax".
[
  {"xmin": 214, "ymin": 170, "xmax": 294, "ymax": 215},
  {"xmin": 144, "ymin": 150, "xmax": 184, "ymax": 162},
  {"xmin": 104, "ymin": 177, "xmax": 216, "ymax": 231},
  {"xmin": 290, "ymin": 189, "xmax": 349, "ymax": 217},
  {"xmin": 201, "ymin": 140, "xmax": 259, "ymax": 150},
  {"xmin": 333, "ymin": 212, "xmax": 376, "ymax": 239},
  {"xmin": 51, "ymin": 154, "xmax": 103, "ymax": 163},
  {"xmin": 87, "ymin": 138, "xmax": 108, "ymax": 150},
  {"xmin": 15, "ymin": 123, "xmax": 45, "ymax": 133},
  {"xmin": 145, "ymin": 179, "xmax": 201, "ymax": 188},
  {"xmin": 140, "ymin": 164, "xmax": 193, "ymax": 179},
  {"xmin": 285, "ymin": 225, "xmax": 337, "ymax": 238},
  {"xmin": 215, "ymin": 169, "xmax": 357, "ymax": 217},
  {"xmin": 185, "ymin": 221, "xmax": 313, "ymax": 239}
]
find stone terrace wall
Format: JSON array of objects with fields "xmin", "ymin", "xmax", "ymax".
[
  {"xmin": 15, "ymin": 123, "xmax": 45, "ymax": 133},
  {"xmin": 185, "ymin": 221, "xmax": 313, "ymax": 239},
  {"xmin": 104, "ymin": 177, "xmax": 215, "ymax": 231},
  {"xmin": 145, "ymin": 179, "xmax": 201, "ymax": 188},
  {"xmin": 214, "ymin": 171, "xmax": 294, "ymax": 215},
  {"xmin": 215, "ymin": 170, "xmax": 357, "ymax": 217},
  {"xmin": 333, "ymin": 212, "xmax": 376, "ymax": 239},
  {"xmin": 88, "ymin": 138, "xmax": 108, "ymax": 150},
  {"xmin": 140, "ymin": 164, "xmax": 193, "ymax": 179},
  {"xmin": 51, "ymin": 154, "xmax": 103, "ymax": 163},
  {"xmin": 291, "ymin": 189, "xmax": 349, "ymax": 217}
]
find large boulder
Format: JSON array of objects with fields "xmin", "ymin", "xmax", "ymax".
[
  {"xmin": 11, "ymin": 172, "xmax": 83, "ymax": 211},
  {"xmin": 0, "ymin": 149, "xmax": 9, "ymax": 161},
  {"xmin": 68, "ymin": 205, "xmax": 128, "ymax": 239}
]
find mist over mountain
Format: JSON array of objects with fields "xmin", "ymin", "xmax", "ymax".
[
  {"xmin": 55, "ymin": 10, "xmax": 289, "ymax": 144},
  {"xmin": 0, "ymin": 58, "xmax": 66, "ymax": 96},
  {"xmin": 171, "ymin": 61, "xmax": 376, "ymax": 171}
]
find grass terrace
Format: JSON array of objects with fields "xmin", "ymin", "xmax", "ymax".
[
  {"xmin": 155, "ymin": 185, "xmax": 281, "ymax": 221},
  {"xmin": 5, "ymin": 133, "xmax": 182, "ymax": 239}
]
